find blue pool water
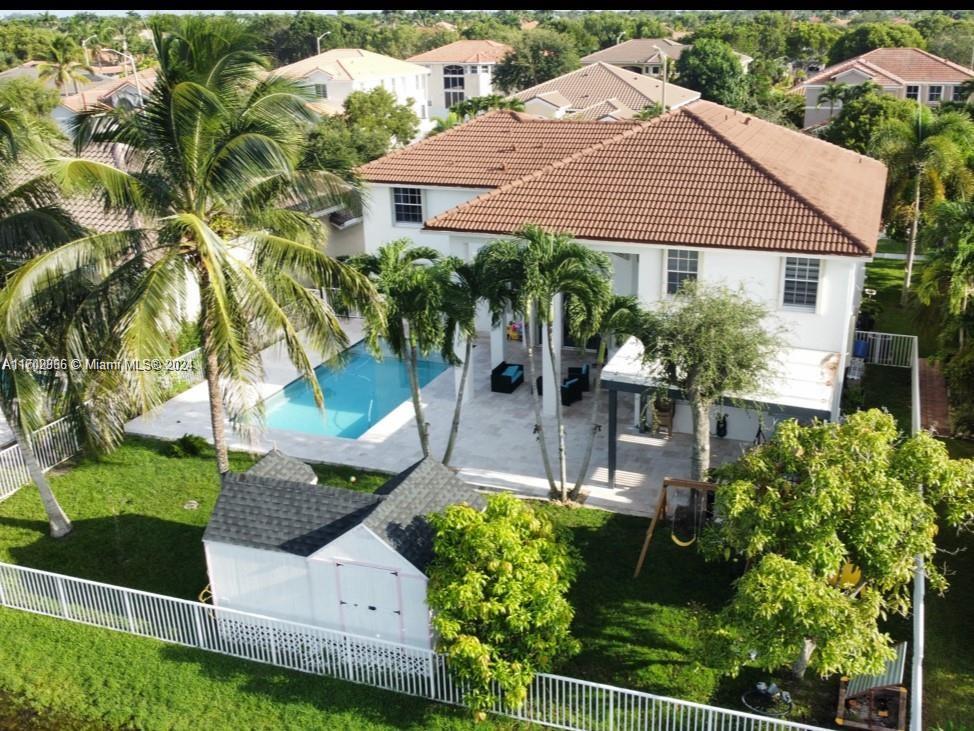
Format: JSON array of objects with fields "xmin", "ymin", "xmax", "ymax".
[{"xmin": 264, "ymin": 341, "xmax": 450, "ymax": 438}]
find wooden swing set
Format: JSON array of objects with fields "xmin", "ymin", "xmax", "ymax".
[{"xmin": 633, "ymin": 476, "xmax": 716, "ymax": 578}]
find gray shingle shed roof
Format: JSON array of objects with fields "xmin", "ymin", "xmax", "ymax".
[
  {"xmin": 246, "ymin": 449, "xmax": 318, "ymax": 484},
  {"xmin": 204, "ymin": 457, "xmax": 485, "ymax": 571}
]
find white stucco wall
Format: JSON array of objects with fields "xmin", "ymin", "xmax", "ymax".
[
  {"xmin": 297, "ymin": 69, "xmax": 430, "ymax": 126},
  {"xmin": 421, "ymin": 62, "xmax": 497, "ymax": 119}
]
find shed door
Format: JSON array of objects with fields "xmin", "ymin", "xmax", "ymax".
[{"xmin": 336, "ymin": 562, "xmax": 402, "ymax": 642}]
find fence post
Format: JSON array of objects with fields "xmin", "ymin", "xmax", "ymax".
[
  {"xmin": 608, "ymin": 687, "xmax": 615, "ymax": 731},
  {"xmin": 0, "ymin": 567, "xmax": 6, "ymax": 607},
  {"xmin": 193, "ymin": 604, "xmax": 206, "ymax": 649},
  {"xmin": 123, "ymin": 592, "xmax": 136, "ymax": 633},
  {"xmin": 54, "ymin": 576, "xmax": 70, "ymax": 619}
]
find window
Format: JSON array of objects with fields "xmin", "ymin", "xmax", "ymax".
[
  {"xmin": 443, "ymin": 64, "xmax": 465, "ymax": 108},
  {"xmin": 480, "ymin": 65, "xmax": 490, "ymax": 73},
  {"xmin": 782, "ymin": 257, "xmax": 820, "ymax": 310},
  {"xmin": 468, "ymin": 65, "xmax": 478, "ymax": 74},
  {"xmin": 953, "ymin": 85, "xmax": 965, "ymax": 102},
  {"xmin": 905, "ymin": 85, "xmax": 919, "ymax": 100},
  {"xmin": 313, "ymin": 84, "xmax": 328, "ymax": 99},
  {"xmin": 665, "ymin": 249, "xmax": 699, "ymax": 295},
  {"xmin": 650, "ymin": 65, "xmax": 660, "ymax": 75},
  {"xmin": 392, "ymin": 187, "xmax": 423, "ymax": 224},
  {"xmin": 928, "ymin": 85, "xmax": 943, "ymax": 102}
]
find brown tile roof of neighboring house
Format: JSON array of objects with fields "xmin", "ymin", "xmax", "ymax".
[
  {"xmin": 568, "ymin": 98, "xmax": 635, "ymax": 121},
  {"xmin": 513, "ymin": 63, "xmax": 700, "ymax": 114},
  {"xmin": 358, "ymin": 110, "xmax": 639, "ymax": 188},
  {"xmin": 58, "ymin": 70, "xmax": 158, "ymax": 113},
  {"xmin": 407, "ymin": 40, "xmax": 512, "ymax": 64},
  {"xmin": 801, "ymin": 47, "xmax": 974, "ymax": 87},
  {"xmin": 581, "ymin": 38, "xmax": 753, "ymax": 67},
  {"xmin": 425, "ymin": 100, "xmax": 886, "ymax": 257}
]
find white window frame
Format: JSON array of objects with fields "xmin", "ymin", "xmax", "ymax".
[
  {"xmin": 443, "ymin": 64, "xmax": 465, "ymax": 108},
  {"xmin": 780, "ymin": 256, "xmax": 822, "ymax": 312},
  {"xmin": 928, "ymin": 85, "xmax": 943, "ymax": 103},
  {"xmin": 952, "ymin": 85, "xmax": 965, "ymax": 102},
  {"xmin": 313, "ymin": 84, "xmax": 328, "ymax": 99},
  {"xmin": 663, "ymin": 248, "xmax": 700, "ymax": 296},
  {"xmin": 391, "ymin": 187, "xmax": 424, "ymax": 226},
  {"xmin": 650, "ymin": 65, "xmax": 660, "ymax": 75},
  {"xmin": 905, "ymin": 85, "xmax": 919, "ymax": 101}
]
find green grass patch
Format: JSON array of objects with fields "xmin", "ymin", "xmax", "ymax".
[
  {"xmin": 860, "ymin": 365, "xmax": 913, "ymax": 433},
  {"xmin": 877, "ymin": 238, "xmax": 907, "ymax": 255},
  {"xmin": 864, "ymin": 259, "xmax": 936, "ymax": 357}
]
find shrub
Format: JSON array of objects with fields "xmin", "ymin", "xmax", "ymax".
[{"xmin": 166, "ymin": 434, "xmax": 209, "ymax": 458}]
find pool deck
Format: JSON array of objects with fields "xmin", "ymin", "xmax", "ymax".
[{"xmin": 125, "ymin": 318, "xmax": 749, "ymax": 517}]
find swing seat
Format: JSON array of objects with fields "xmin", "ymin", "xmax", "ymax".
[
  {"xmin": 671, "ymin": 532, "xmax": 696, "ymax": 548},
  {"xmin": 670, "ymin": 504, "xmax": 697, "ymax": 547}
]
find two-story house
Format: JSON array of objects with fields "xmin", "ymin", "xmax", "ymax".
[
  {"xmin": 406, "ymin": 39, "xmax": 513, "ymax": 119},
  {"xmin": 513, "ymin": 63, "xmax": 700, "ymax": 120},
  {"xmin": 798, "ymin": 47, "xmax": 974, "ymax": 129},
  {"xmin": 354, "ymin": 103, "xmax": 886, "ymax": 445},
  {"xmin": 53, "ymin": 70, "xmax": 156, "ymax": 134},
  {"xmin": 581, "ymin": 38, "xmax": 752, "ymax": 78},
  {"xmin": 274, "ymin": 48, "xmax": 431, "ymax": 128}
]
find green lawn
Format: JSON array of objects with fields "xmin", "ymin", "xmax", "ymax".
[
  {"xmin": 876, "ymin": 237, "xmax": 907, "ymax": 255},
  {"xmin": 864, "ymin": 259, "xmax": 936, "ymax": 357},
  {"xmin": 0, "ymin": 437, "xmax": 838, "ymax": 727}
]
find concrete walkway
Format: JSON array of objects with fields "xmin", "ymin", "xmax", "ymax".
[{"xmin": 126, "ymin": 319, "xmax": 749, "ymax": 517}]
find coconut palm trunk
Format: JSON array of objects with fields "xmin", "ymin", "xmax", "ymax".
[
  {"xmin": 569, "ymin": 337, "xmax": 607, "ymax": 501},
  {"xmin": 2, "ymin": 402, "xmax": 71, "ymax": 537},
  {"xmin": 442, "ymin": 335, "xmax": 472, "ymax": 465},
  {"xmin": 903, "ymin": 173, "xmax": 921, "ymax": 304},
  {"xmin": 524, "ymin": 301, "xmax": 557, "ymax": 494},
  {"xmin": 406, "ymin": 335, "xmax": 431, "ymax": 458},
  {"xmin": 544, "ymin": 315, "xmax": 568, "ymax": 501}
]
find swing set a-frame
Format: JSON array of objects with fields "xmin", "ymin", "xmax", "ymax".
[{"xmin": 633, "ymin": 476, "xmax": 716, "ymax": 578}]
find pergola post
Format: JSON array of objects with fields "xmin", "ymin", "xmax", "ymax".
[{"xmin": 608, "ymin": 389, "xmax": 618, "ymax": 488}]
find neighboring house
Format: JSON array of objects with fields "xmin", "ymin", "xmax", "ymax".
[
  {"xmin": 797, "ymin": 47, "xmax": 974, "ymax": 128},
  {"xmin": 203, "ymin": 452, "xmax": 485, "ymax": 648},
  {"xmin": 355, "ymin": 103, "xmax": 887, "ymax": 437},
  {"xmin": 53, "ymin": 70, "xmax": 156, "ymax": 134},
  {"xmin": 0, "ymin": 59, "xmax": 109, "ymax": 91},
  {"xmin": 581, "ymin": 38, "xmax": 753, "ymax": 77},
  {"xmin": 407, "ymin": 39, "xmax": 513, "ymax": 119},
  {"xmin": 513, "ymin": 63, "xmax": 700, "ymax": 120},
  {"xmin": 274, "ymin": 48, "xmax": 431, "ymax": 128}
]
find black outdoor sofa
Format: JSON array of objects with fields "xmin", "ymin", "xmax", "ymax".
[
  {"xmin": 491, "ymin": 361, "xmax": 525, "ymax": 393},
  {"xmin": 536, "ymin": 376, "xmax": 583, "ymax": 406}
]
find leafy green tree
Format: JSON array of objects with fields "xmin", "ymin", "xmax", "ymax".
[
  {"xmin": 4, "ymin": 16, "xmax": 377, "ymax": 476},
  {"xmin": 635, "ymin": 102, "xmax": 664, "ymax": 120},
  {"xmin": 428, "ymin": 492, "xmax": 580, "ymax": 717},
  {"xmin": 451, "ymin": 94, "xmax": 524, "ymax": 119},
  {"xmin": 704, "ymin": 410, "xmax": 974, "ymax": 678},
  {"xmin": 674, "ymin": 38, "xmax": 746, "ymax": 108},
  {"xmin": 871, "ymin": 108, "xmax": 974, "ymax": 300},
  {"xmin": 36, "ymin": 37, "xmax": 93, "ymax": 96},
  {"xmin": 0, "ymin": 103, "xmax": 84, "ymax": 537},
  {"xmin": 925, "ymin": 20, "xmax": 974, "ymax": 67},
  {"xmin": 639, "ymin": 281, "xmax": 783, "ymax": 480},
  {"xmin": 821, "ymin": 88, "xmax": 917, "ymax": 153},
  {"xmin": 0, "ymin": 78, "xmax": 60, "ymax": 119},
  {"xmin": 349, "ymin": 240, "xmax": 448, "ymax": 458},
  {"xmin": 828, "ymin": 23, "xmax": 926, "ymax": 65},
  {"xmin": 342, "ymin": 86, "xmax": 419, "ymax": 148},
  {"xmin": 569, "ymin": 295, "xmax": 643, "ymax": 501},
  {"xmin": 493, "ymin": 29, "xmax": 579, "ymax": 94},
  {"xmin": 786, "ymin": 21, "xmax": 843, "ymax": 66}
]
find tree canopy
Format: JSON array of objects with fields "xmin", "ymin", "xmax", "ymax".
[
  {"xmin": 827, "ymin": 22, "xmax": 926, "ymax": 65},
  {"xmin": 674, "ymin": 38, "xmax": 746, "ymax": 108},
  {"xmin": 493, "ymin": 29, "xmax": 579, "ymax": 94},
  {"xmin": 820, "ymin": 89, "xmax": 917, "ymax": 154}
]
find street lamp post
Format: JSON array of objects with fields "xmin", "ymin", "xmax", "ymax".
[
  {"xmin": 102, "ymin": 44, "xmax": 144, "ymax": 105},
  {"xmin": 81, "ymin": 35, "xmax": 97, "ymax": 68},
  {"xmin": 316, "ymin": 31, "xmax": 332, "ymax": 56}
]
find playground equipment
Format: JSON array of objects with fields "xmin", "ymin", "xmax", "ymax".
[{"xmin": 633, "ymin": 477, "xmax": 716, "ymax": 578}]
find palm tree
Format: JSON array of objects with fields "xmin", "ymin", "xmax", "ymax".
[
  {"xmin": 440, "ymin": 256, "xmax": 481, "ymax": 466},
  {"xmin": 871, "ymin": 108, "xmax": 974, "ymax": 302},
  {"xmin": 427, "ymin": 111, "xmax": 462, "ymax": 137},
  {"xmin": 569, "ymin": 295, "xmax": 642, "ymax": 501},
  {"xmin": 0, "ymin": 105, "xmax": 85, "ymax": 538},
  {"xmin": 916, "ymin": 200, "xmax": 974, "ymax": 347},
  {"xmin": 36, "ymin": 38, "xmax": 94, "ymax": 96},
  {"xmin": 816, "ymin": 81, "xmax": 847, "ymax": 118},
  {"xmin": 4, "ymin": 17, "xmax": 377, "ymax": 476},
  {"xmin": 349, "ymin": 240, "xmax": 448, "ymax": 458}
]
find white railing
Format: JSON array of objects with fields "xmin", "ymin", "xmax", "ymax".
[
  {"xmin": 0, "ymin": 415, "xmax": 80, "ymax": 502},
  {"xmin": 910, "ymin": 337, "xmax": 921, "ymax": 437},
  {"xmin": 163, "ymin": 347, "xmax": 204, "ymax": 389},
  {"xmin": 0, "ymin": 561, "xmax": 829, "ymax": 731},
  {"xmin": 853, "ymin": 330, "xmax": 916, "ymax": 368}
]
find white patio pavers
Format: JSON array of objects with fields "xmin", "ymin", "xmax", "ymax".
[{"xmin": 125, "ymin": 320, "xmax": 750, "ymax": 517}]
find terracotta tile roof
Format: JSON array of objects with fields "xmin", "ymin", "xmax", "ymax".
[
  {"xmin": 407, "ymin": 40, "xmax": 512, "ymax": 64},
  {"xmin": 425, "ymin": 101, "xmax": 886, "ymax": 257},
  {"xmin": 58, "ymin": 70, "xmax": 158, "ymax": 113},
  {"xmin": 531, "ymin": 90, "xmax": 573, "ymax": 108},
  {"xmin": 568, "ymin": 98, "xmax": 636, "ymax": 121},
  {"xmin": 581, "ymin": 38, "xmax": 752, "ymax": 67},
  {"xmin": 801, "ymin": 48, "xmax": 974, "ymax": 87},
  {"xmin": 513, "ymin": 63, "xmax": 700, "ymax": 113},
  {"xmin": 358, "ymin": 110, "xmax": 638, "ymax": 188},
  {"xmin": 274, "ymin": 48, "xmax": 429, "ymax": 82}
]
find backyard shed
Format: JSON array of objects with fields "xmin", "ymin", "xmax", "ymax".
[{"xmin": 203, "ymin": 453, "xmax": 485, "ymax": 648}]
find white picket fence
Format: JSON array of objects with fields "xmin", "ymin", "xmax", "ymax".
[
  {"xmin": 0, "ymin": 561, "xmax": 828, "ymax": 731},
  {"xmin": 0, "ymin": 416, "xmax": 81, "ymax": 502}
]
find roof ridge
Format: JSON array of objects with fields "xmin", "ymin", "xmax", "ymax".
[
  {"xmin": 684, "ymin": 105, "xmax": 872, "ymax": 255},
  {"xmin": 856, "ymin": 57, "xmax": 906, "ymax": 85},
  {"xmin": 426, "ymin": 114, "xmax": 662, "ymax": 229}
]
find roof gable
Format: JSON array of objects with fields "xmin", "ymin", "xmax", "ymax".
[
  {"xmin": 407, "ymin": 39, "xmax": 513, "ymax": 64},
  {"xmin": 802, "ymin": 47, "xmax": 974, "ymax": 87},
  {"xmin": 425, "ymin": 101, "xmax": 885, "ymax": 257},
  {"xmin": 275, "ymin": 48, "xmax": 429, "ymax": 82},
  {"xmin": 581, "ymin": 38, "xmax": 689, "ymax": 65}
]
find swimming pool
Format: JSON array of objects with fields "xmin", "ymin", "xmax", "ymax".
[{"xmin": 263, "ymin": 341, "xmax": 450, "ymax": 438}]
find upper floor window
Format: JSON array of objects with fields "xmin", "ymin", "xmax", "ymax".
[
  {"xmin": 782, "ymin": 257, "xmax": 820, "ymax": 310},
  {"xmin": 444, "ymin": 65, "xmax": 465, "ymax": 108},
  {"xmin": 665, "ymin": 249, "xmax": 698, "ymax": 295},
  {"xmin": 650, "ymin": 65, "xmax": 660, "ymax": 75},
  {"xmin": 953, "ymin": 85, "xmax": 966, "ymax": 102},
  {"xmin": 905, "ymin": 85, "xmax": 919, "ymax": 100},
  {"xmin": 313, "ymin": 84, "xmax": 328, "ymax": 99},
  {"xmin": 480, "ymin": 65, "xmax": 491, "ymax": 73},
  {"xmin": 392, "ymin": 187, "xmax": 423, "ymax": 224},
  {"xmin": 928, "ymin": 85, "xmax": 943, "ymax": 103}
]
